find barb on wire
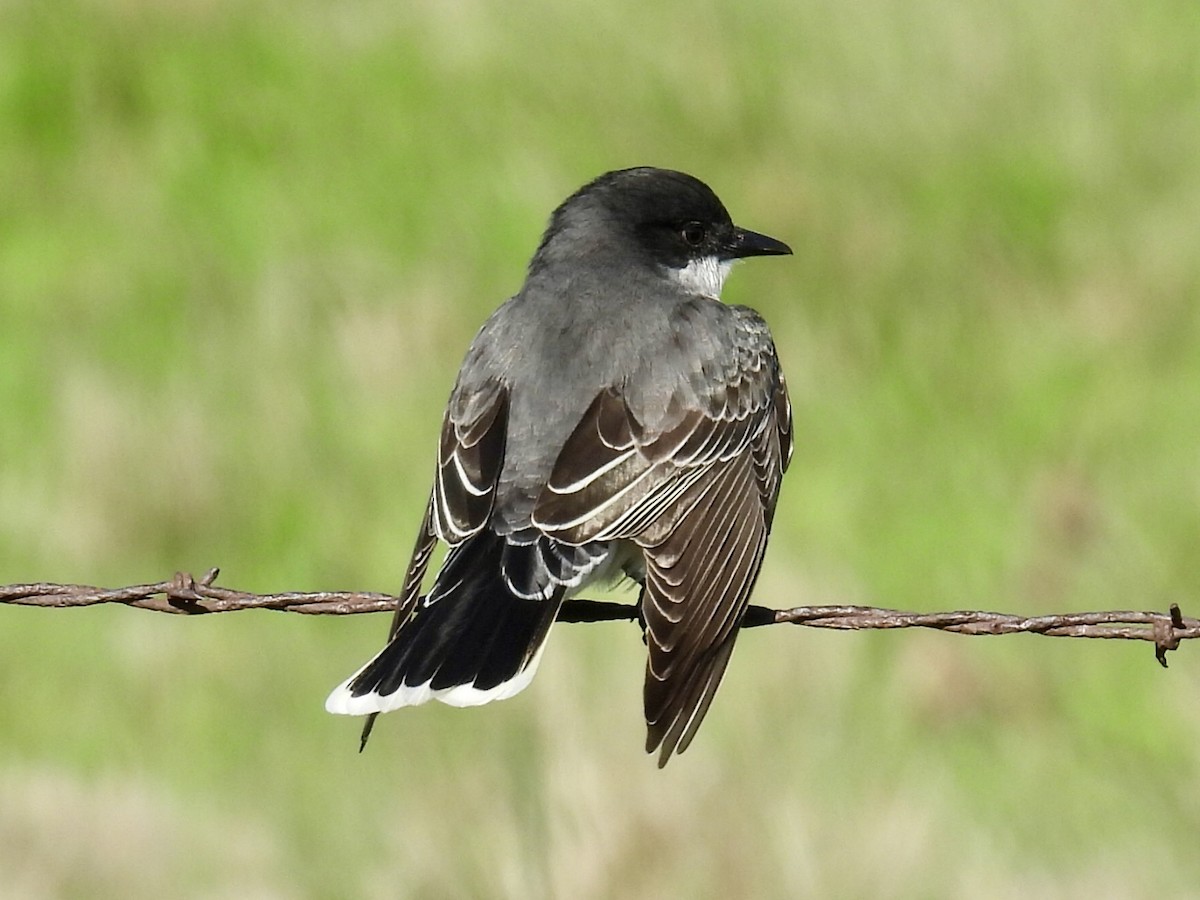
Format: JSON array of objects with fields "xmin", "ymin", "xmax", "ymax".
[{"xmin": 2, "ymin": 568, "xmax": 1196, "ymax": 668}]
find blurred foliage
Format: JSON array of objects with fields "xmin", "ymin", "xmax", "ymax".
[{"xmin": 2, "ymin": 0, "xmax": 1199, "ymax": 897}]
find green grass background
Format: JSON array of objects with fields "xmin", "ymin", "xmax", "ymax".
[{"xmin": 3, "ymin": 0, "xmax": 1199, "ymax": 896}]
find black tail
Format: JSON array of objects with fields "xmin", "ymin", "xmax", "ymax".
[{"xmin": 325, "ymin": 531, "xmax": 564, "ymax": 717}]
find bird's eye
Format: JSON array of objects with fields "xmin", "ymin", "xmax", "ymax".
[{"xmin": 680, "ymin": 222, "xmax": 706, "ymax": 247}]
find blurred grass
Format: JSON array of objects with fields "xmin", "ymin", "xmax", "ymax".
[{"xmin": 2, "ymin": 0, "xmax": 1199, "ymax": 896}]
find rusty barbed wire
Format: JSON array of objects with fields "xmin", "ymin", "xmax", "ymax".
[
  {"xmin": 2, "ymin": 568, "xmax": 1196, "ymax": 667},
  {"xmin": 4, "ymin": 571, "xmax": 1195, "ymax": 672}
]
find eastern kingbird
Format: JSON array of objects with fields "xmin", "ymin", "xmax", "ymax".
[{"xmin": 326, "ymin": 167, "xmax": 793, "ymax": 766}]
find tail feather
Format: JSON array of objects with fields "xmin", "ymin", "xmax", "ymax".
[{"xmin": 325, "ymin": 531, "xmax": 564, "ymax": 716}]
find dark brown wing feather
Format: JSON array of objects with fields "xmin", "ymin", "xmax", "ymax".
[{"xmin": 641, "ymin": 437, "xmax": 771, "ymax": 766}]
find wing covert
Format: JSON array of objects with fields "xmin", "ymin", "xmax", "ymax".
[{"xmin": 432, "ymin": 377, "xmax": 510, "ymax": 545}]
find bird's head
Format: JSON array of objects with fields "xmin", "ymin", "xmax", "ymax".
[{"xmin": 530, "ymin": 167, "xmax": 791, "ymax": 299}]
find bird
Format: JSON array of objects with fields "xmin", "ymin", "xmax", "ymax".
[{"xmin": 325, "ymin": 167, "xmax": 793, "ymax": 766}]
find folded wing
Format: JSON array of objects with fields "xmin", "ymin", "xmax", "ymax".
[{"xmin": 533, "ymin": 308, "xmax": 792, "ymax": 766}]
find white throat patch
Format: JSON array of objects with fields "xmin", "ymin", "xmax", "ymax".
[{"xmin": 670, "ymin": 256, "xmax": 734, "ymax": 299}]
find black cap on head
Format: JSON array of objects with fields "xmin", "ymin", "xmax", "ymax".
[{"xmin": 532, "ymin": 167, "xmax": 791, "ymax": 274}]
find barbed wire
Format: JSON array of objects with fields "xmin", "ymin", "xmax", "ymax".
[{"xmin": 2, "ymin": 568, "xmax": 1195, "ymax": 667}]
